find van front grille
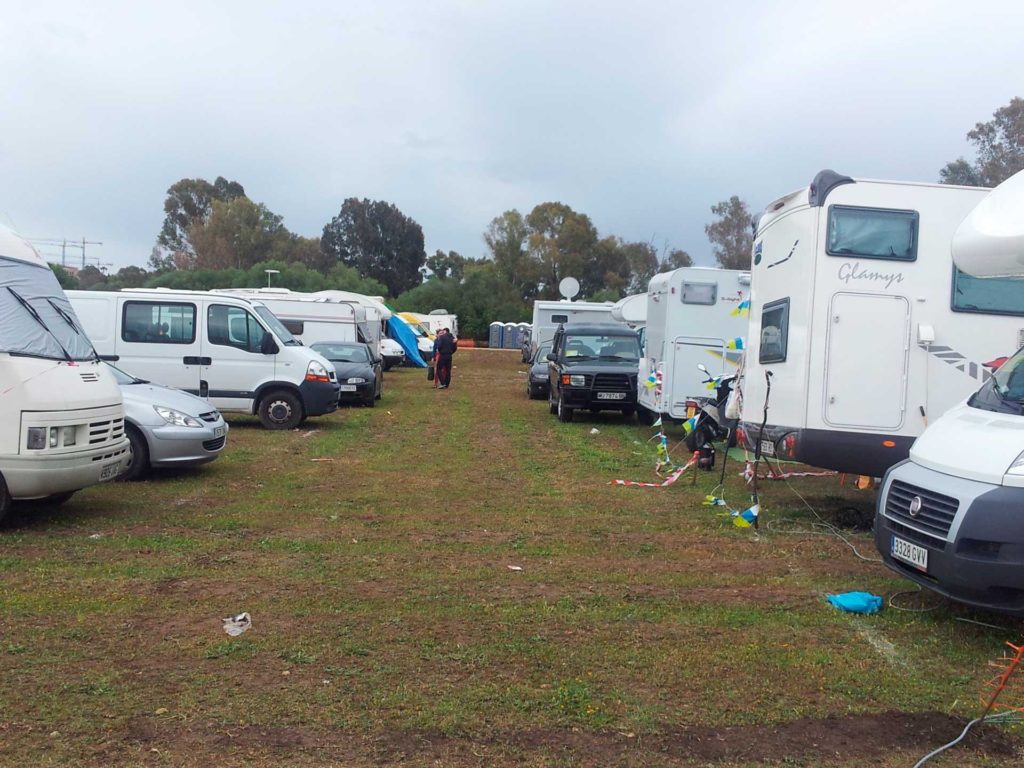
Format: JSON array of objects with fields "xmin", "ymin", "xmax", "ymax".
[
  {"xmin": 593, "ymin": 373, "xmax": 631, "ymax": 391},
  {"xmin": 88, "ymin": 417, "xmax": 125, "ymax": 446},
  {"xmin": 883, "ymin": 480, "xmax": 958, "ymax": 543}
]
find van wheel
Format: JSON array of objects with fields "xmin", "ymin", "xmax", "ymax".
[
  {"xmin": 259, "ymin": 389, "xmax": 304, "ymax": 430},
  {"xmin": 557, "ymin": 394, "xmax": 574, "ymax": 423},
  {"xmin": 0, "ymin": 474, "xmax": 11, "ymax": 524},
  {"xmin": 119, "ymin": 426, "xmax": 149, "ymax": 482}
]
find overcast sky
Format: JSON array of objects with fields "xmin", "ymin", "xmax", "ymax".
[{"xmin": 2, "ymin": 0, "xmax": 1022, "ymax": 271}]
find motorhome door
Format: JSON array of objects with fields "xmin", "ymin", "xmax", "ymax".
[
  {"xmin": 669, "ymin": 336, "xmax": 730, "ymax": 418},
  {"xmin": 823, "ymin": 293, "xmax": 909, "ymax": 429}
]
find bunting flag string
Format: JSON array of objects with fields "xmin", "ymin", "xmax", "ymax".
[
  {"xmin": 726, "ymin": 337, "xmax": 744, "ymax": 350},
  {"xmin": 741, "ymin": 461, "xmax": 837, "ymax": 484},
  {"xmin": 610, "ymin": 453, "xmax": 699, "ymax": 488},
  {"xmin": 730, "ymin": 299, "xmax": 750, "ymax": 317}
]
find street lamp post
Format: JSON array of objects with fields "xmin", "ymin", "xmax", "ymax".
[{"xmin": 265, "ymin": 269, "xmax": 280, "ymax": 288}]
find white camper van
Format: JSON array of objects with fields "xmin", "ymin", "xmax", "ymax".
[
  {"xmin": 68, "ymin": 289, "xmax": 341, "ymax": 430},
  {"xmin": 637, "ymin": 268, "xmax": 749, "ymax": 423},
  {"xmin": 875, "ymin": 169, "xmax": 1024, "ymax": 614},
  {"xmin": 529, "ymin": 300, "xmax": 618, "ymax": 357},
  {"xmin": 739, "ymin": 170, "xmax": 1019, "ymax": 477},
  {"xmin": 425, "ymin": 309, "xmax": 459, "ymax": 337},
  {"xmin": 0, "ymin": 226, "xmax": 128, "ymax": 518}
]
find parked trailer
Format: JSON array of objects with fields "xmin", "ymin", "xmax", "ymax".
[
  {"xmin": 740, "ymin": 169, "xmax": 1022, "ymax": 477},
  {"xmin": 0, "ymin": 225, "xmax": 129, "ymax": 520},
  {"xmin": 875, "ymin": 168, "xmax": 1024, "ymax": 615},
  {"xmin": 638, "ymin": 268, "xmax": 750, "ymax": 423}
]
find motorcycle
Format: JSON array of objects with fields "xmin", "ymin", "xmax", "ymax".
[{"xmin": 686, "ymin": 365, "xmax": 739, "ymax": 467}]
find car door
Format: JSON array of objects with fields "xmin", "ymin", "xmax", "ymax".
[
  {"xmin": 547, "ymin": 327, "xmax": 565, "ymax": 397},
  {"xmin": 116, "ymin": 298, "xmax": 202, "ymax": 394},
  {"xmin": 200, "ymin": 301, "xmax": 275, "ymax": 412}
]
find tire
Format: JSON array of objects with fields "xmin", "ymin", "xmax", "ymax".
[
  {"xmin": 0, "ymin": 473, "xmax": 11, "ymax": 525},
  {"xmin": 119, "ymin": 425, "xmax": 150, "ymax": 481},
  {"xmin": 638, "ymin": 406, "xmax": 656, "ymax": 426},
  {"xmin": 557, "ymin": 394, "xmax": 574, "ymax": 423},
  {"xmin": 527, "ymin": 384, "xmax": 540, "ymax": 400},
  {"xmin": 258, "ymin": 389, "xmax": 304, "ymax": 430},
  {"xmin": 364, "ymin": 392, "xmax": 376, "ymax": 408},
  {"xmin": 382, "ymin": 360, "xmax": 392, "ymax": 372},
  {"xmin": 376, "ymin": 378, "xmax": 383, "ymax": 400},
  {"xmin": 548, "ymin": 391, "xmax": 558, "ymax": 415},
  {"xmin": 622, "ymin": 407, "xmax": 635, "ymax": 421}
]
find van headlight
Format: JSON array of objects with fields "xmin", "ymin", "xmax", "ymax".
[
  {"xmin": 305, "ymin": 361, "xmax": 331, "ymax": 383},
  {"xmin": 154, "ymin": 406, "xmax": 202, "ymax": 428},
  {"xmin": 26, "ymin": 427, "xmax": 47, "ymax": 449}
]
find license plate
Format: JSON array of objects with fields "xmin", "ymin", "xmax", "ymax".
[
  {"xmin": 759, "ymin": 439, "xmax": 775, "ymax": 456},
  {"xmin": 597, "ymin": 392, "xmax": 626, "ymax": 400},
  {"xmin": 99, "ymin": 461, "xmax": 121, "ymax": 481},
  {"xmin": 339, "ymin": 385, "xmax": 357, "ymax": 392},
  {"xmin": 214, "ymin": 425, "xmax": 226, "ymax": 437},
  {"xmin": 891, "ymin": 536, "xmax": 928, "ymax": 571}
]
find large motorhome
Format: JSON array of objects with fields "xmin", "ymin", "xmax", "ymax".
[
  {"xmin": 0, "ymin": 225, "xmax": 128, "ymax": 519},
  {"xmin": 875, "ymin": 168, "xmax": 1024, "ymax": 614},
  {"xmin": 529, "ymin": 299, "xmax": 619, "ymax": 357},
  {"xmin": 68, "ymin": 289, "xmax": 341, "ymax": 430},
  {"xmin": 638, "ymin": 268, "xmax": 750, "ymax": 423},
  {"xmin": 740, "ymin": 170, "xmax": 1021, "ymax": 477}
]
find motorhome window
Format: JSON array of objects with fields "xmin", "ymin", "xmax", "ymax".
[
  {"xmin": 826, "ymin": 205, "xmax": 918, "ymax": 261},
  {"xmin": 681, "ymin": 282, "xmax": 717, "ymax": 305},
  {"xmin": 122, "ymin": 301, "xmax": 196, "ymax": 344},
  {"xmin": 208, "ymin": 305, "xmax": 265, "ymax": 353},
  {"xmin": 551, "ymin": 314, "xmax": 569, "ymax": 323},
  {"xmin": 281, "ymin": 319, "xmax": 304, "ymax": 335},
  {"xmin": 253, "ymin": 306, "xmax": 299, "ymax": 345},
  {"xmin": 759, "ymin": 298, "xmax": 790, "ymax": 364},
  {"xmin": 951, "ymin": 268, "xmax": 1024, "ymax": 317}
]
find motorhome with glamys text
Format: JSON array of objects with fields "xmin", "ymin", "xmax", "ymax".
[
  {"xmin": 0, "ymin": 225, "xmax": 128, "ymax": 520},
  {"xmin": 739, "ymin": 170, "xmax": 1024, "ymax": 477},
  {"xmin": 68, "ymin": 289, "xmax": 341, "ymax": 430},
  {"xmin": 875, "ymin": 168, "xmax": 1024, "ymax": 615}
]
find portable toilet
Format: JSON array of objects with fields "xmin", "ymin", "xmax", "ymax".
[
  {"xmin": 503, "ymin": 322, "xmax": 517, "ymax": 349},
  {"xmin": 488, "ymin": 321, "xmax": 504, "ymax": 349}
]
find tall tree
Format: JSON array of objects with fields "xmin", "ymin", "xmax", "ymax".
[
  {"xmin": 77, "ymin": 265, "xmax": 108, "ymax": 289},
  {"xmin": 49, "ymin": 263, "xmax": 79, "ymax": 289},
  {"xmin": 619, "ymin": 240, "xmax": 660, "ymax": 294},
  {"xmin": 425, "ymin": 249, "xmax": 468, "ymax": 281},
  {"xmin": 156, "ymin": 176, "xmax": 246, "ymax": 262},
  {"xmin": 484, "ymin": 209, "xmax": 540, "ymax": 301},
  {"xmin": 940, "ymin": 96, "xmax": 1024, "ymax": 187},
  {"xmin": 659, "ymin": 248, "xmax": 694, "ymax": 272},
  {"xmin": 526, "ymin": 202, "xmax": 598, "ymax": 298},
  {"xmin": 321, "ymin": 198, "xmax": 426, "ymax": 297},
  {"xmin": 187, "ymin": 197, "xmax": 289, "ymax": 271},
  {"xmin": 705, "ymin": 197, "xmax": 753, "ymax": 270}
]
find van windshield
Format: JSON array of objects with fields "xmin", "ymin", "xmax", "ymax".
[
  {"xmin": 968, "ymin": 348, "xmax": 1024, "ymax": 415},
  {"xmin": 0, "ymin": 257, "xmax": 96, "ymax": 361},
  {"xmin": 253, "ymin": 306, "xmax": 301, "ymax": 346}
]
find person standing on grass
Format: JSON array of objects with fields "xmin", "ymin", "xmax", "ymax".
[{"xmin": 433, "ymin": 328, "xmax": 457, "ymax": 389}]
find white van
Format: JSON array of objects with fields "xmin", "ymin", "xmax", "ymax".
[
  {"xmin": 68, "ymin": 289, "xmax": 341, "ymax": 430},
  {"xmin": 529, "ymin": 299, "xmax": 619, "ymax": 358},
  {"xmin": 875, "ymin": 169, "xmax": 1024, "ymax": 614},
  {"xmin": 0, "ymin": 225, "xmax": 128, "ymax": 519},
  {"xmin": 739, "ymin": 170, "xmax": 1019, "ymax": 477},
  {"xmin": 638, "ymin": 268, "xmax": 749, "ymax": 423}
]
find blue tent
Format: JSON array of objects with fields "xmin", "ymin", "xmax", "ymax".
[{"xmin": 387, "ymin": 313, "xmax": 427, "ymax": 368}]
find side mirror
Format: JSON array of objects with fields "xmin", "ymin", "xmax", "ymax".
[
  {"xmin": 697, "ymin": 363, "xmax": 709, "ymax": 374},
  {"xmin": 546, "ymin": 353, "xmax": 557, "ymax": 362},
  {"xmin": 261, "ymin": 331, "xmax": 280, "ymax": 355}
]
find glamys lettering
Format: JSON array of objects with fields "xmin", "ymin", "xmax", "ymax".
[{"xmin": 837, "ymin": 262, "xmax": 904, "ymax": 289}]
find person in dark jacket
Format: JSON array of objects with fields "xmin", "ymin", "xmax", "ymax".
[{"xmin": 433, "ymin": 328, "xmax": 457, "ymax": 388}]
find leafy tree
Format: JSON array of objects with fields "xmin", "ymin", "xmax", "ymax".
[
  {"xmin": 485, "ymin": 210, "xmax": 541, "ymax": 301},
  {"xmin": 187, "ymin": 197, "xmax": 290, "ymax": 271},
  {"xmin": 940, "ymin": 97, "xmax": 1024, "ymax": 187},
  {"xmin": 77, "ymin": 265, "xmax": 107, "ymax": 289},
  {"xmin": 619, "ymin": 240, "xmax": 660, "ymax": 294},
  {"xmin": 321, "ymin": 198, "xmax": 426, "ymax": 297},
  {"xmin": 526, "ymin": 202, "xmax": 598, "ymax": 298},
  {"xmin": 425, "ymin": 250, "xmax": 469, "ymax": 281},
  {"xmin": 143, "ymin": 259, "xmax": 386, "ymax": 296},
  {"xmin": 156, "ymin": 176, "xmax": 246, "ymax": 262},
  {"xmin": 113, "ymin": 265, "xmax": 149, "ymax": 289},
  {"xmin": 659, "ymin": 248, "xmax": 694, "ymax": 272},
  {"xmin": 705, "ymin": 197, "xmax": 753, "ymax": 270},
  {"xmin": 49, "ymin": 263, "xmax": 79, "ymax": 289}
]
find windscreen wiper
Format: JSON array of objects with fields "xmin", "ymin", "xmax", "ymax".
[
  {"xmin": 45, "ymin": 297, "xmax": 101, "ymax": 361},
  {"xmin": 6, "ymin": 288, "xmax": 73, "ymax": 362}
]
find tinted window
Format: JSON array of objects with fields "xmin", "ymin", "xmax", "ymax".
[
  {"xmin": 281, "ymin": 319, "xmax": 304, "ymax": 335},
  {"xmin": 826, "ymin": 205, "xmax": 918, "ymax": 261},
  {"xmin": 562, "ymin": 334, "xmax": 640, "ymax": 360},
  {"xmin": 208, "ymin": 304, "xmax": 265, "ymax": 353},
  {"xmin": 952, "ymin": 268, "xmax": 1024, "ymax": 317},
  {"xmin": 682, "ymin": 282, "xmax": 717, "ymax": 305},
  {"xmin": 311, "ymin": 343, "xmax": 369, "ymax": 362},
  {"xmin": 122, "ymin": 301, "xmax": 196, "ymax": 344},
  {"xmin": 759, "ymin": 298, "xmax": 790, "ymax": 364}
]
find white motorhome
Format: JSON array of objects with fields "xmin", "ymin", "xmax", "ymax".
[
  {"xmin": 68, "ymin": 289, "xmax": 340, "ymax": 430},
  {"xmin": 610, "ymin": 293, "xmax": 647, "ymax": 328},
  {"xmin": 0, "ymin": 225, "xmax": 128, "ymax": 518},
  {"xmin": 875, "ymin": 168, "xmax": 1024, "ymax": 614},
  {"xmin": 739, "ymin": 170, "xmax": 1019, "ymax": 478},
  {"xmin": 637, "ymin": 268, "xmax": 750, "ymax": 423},
  {"xmin": 529, "ymin": 300, "xmax": 618, "ymax": 356},
  {"xmin": 425, "ymin": 309, "xmax": 458, "ymax": 337}
]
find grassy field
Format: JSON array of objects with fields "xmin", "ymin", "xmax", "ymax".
[{"xmin": 1, "ymin": 350, "xmax": 1022, "ymax": 766}]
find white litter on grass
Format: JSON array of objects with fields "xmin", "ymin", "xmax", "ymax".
[
  {"xmin": 590, "ymin": 428, "xmax": 600, "ymax": 435},
  {"xmin": 507, "ymin": 565, "xmax": 523, "ymax": 572},
  {"xmin": 88, "ymin": 533, "xmax": 103, "ymax": 540},
  {"xmin": 222, "ymin": 612, "xmax": 252, "ymax": 637}
]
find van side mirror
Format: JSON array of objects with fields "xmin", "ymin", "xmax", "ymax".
[
  {"xmin": 260, "ymin": 331, "xmax": 280, "ymax": 355},
  {"xmin": 546, "ymin": 353, "xmax": 557, "ymax": 362}
]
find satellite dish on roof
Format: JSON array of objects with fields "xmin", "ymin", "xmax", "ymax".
[{"xmin": 558, "ymin": 277, "xmax": 580, "ymax": 300}]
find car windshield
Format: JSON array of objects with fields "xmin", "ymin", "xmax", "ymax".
[
  {"xmin": 562, "ymin": 333, "xmax": 640, "ymax": 361},
  {"xmin": 534, "ymin": 343, "xmax": 552, "ymax": 361},
  {"xmin": 968, "ymin": 348, "xmax": 1024, "ymax": 415},
  {"xmin": 253, "ymin": 306, "xmax": 301, "ymax": 346},
  {"xmin": 311, "ymin": 343, "xmax": 369, "ymax": 363},
  {"xmin": 106, "ymin": 362, "xmax": 145, "ymax": 385}
]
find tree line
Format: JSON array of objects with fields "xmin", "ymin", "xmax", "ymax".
[{"xmin": 51, "ymin": 97, "xmax": 1023, "ymax": 340}]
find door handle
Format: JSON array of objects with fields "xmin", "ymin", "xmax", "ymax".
[{"xmin": 183, "ymin": 356, "xmax": 213, "ymax": 365}]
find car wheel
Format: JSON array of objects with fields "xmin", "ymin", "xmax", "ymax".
[
  {"xmin": 119, "ymin": 425, "xmax": 150, "ymax": 481},
  {"xmin": 0, "ymin": 473, "xmax": 11, "ymax": 525},
  {"xmin": 364, "ymin": 392, "xmax": 376, "ymax": 408},
  {"xmin": 382, "ymin": 360, "xmax": 392, "ymax": 372},
  {"xmin": 377, "ymin": 378, "xmax": 383, "ymax": 400},
  {"xmin": 557, "ymin": 394, "xmax": 573, "ymax": 423},
  {"xmin": 258, "ymin": 389, "xmax": 304, "ymax": 430}
]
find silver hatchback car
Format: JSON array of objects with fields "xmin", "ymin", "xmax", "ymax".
[{"xmin": 107, "ymin": 364, "xmax": 229, "ymax": 480}]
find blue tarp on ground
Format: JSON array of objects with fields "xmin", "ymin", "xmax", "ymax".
[{"xmin": 387, "ymin": 313, "xmax": 427, "ymax": 367}]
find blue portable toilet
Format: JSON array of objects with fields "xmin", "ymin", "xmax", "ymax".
[
  {"xmin": 488, "ymin": 321, "xmax": 504, "ymax": 348},
  {"xmin": 503, "ymin": 322, "xmax": 517, "ymax": 348}
]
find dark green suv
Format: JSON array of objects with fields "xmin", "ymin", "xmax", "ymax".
[{"xmin": 546, "ymin": 323, "xmax": 641, "ymax": 423}]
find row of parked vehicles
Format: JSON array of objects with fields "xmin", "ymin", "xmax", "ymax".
[
  {"xmin": 0, "ymin": 227, "xmax": 446, "ymax": 521},
  {"xmin": 521, "ymin": 168, "xmax": 1024, "ymax": 616}
]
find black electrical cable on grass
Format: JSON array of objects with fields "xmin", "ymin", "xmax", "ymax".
[{"xmin": 749, "ymin": 371, "xmax": 773, "ymax": 530}]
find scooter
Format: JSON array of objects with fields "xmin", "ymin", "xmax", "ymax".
[{"xmin": 686, "ymin": 365, "xmax": 738, "ymax": 464}]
